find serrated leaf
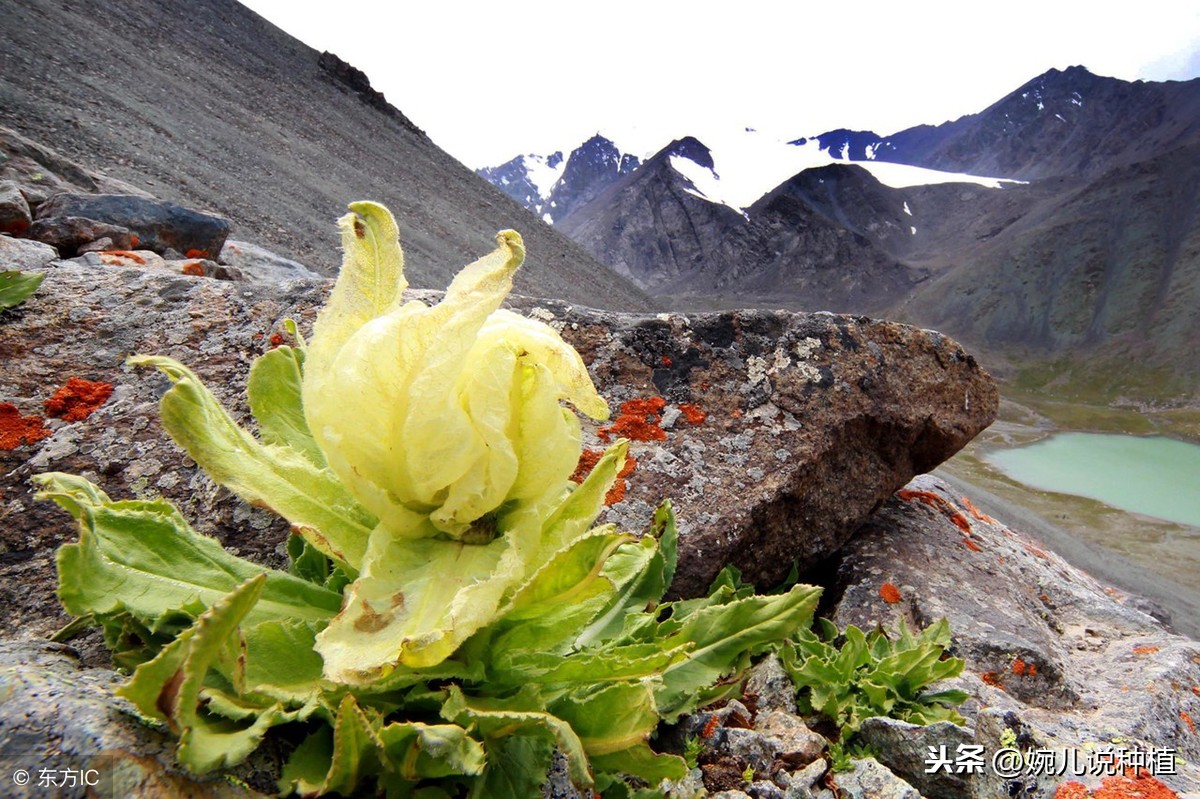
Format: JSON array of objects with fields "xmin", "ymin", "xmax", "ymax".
[
  {"xmin": 128, "ymin": 355, "xmax": 376, "ymax": 570},
  {"xmin": 39, "ymin": 473, "xmax": 341, "ymax": 630},
  {"xmin": 0, "ymin": 269, "xmax": 43, "ymax": 310},
  {"xmin": 443, "ymin": 686, "xmax": 592, "ymax": 792},
  {"xmin": 655, "ymin": 583, "xmax": 821, "ymax": 721}
]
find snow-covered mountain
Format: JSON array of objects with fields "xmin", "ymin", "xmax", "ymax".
[
  {"xmin": 478, "ymin": 66, "xmax": 1200, "ymax": 403},
  {"xmin": 476, "ymin": 134, "xmax": 638, "ymax": 224}
]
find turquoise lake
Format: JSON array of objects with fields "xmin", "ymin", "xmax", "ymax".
[{"xmin": 986, "ymin": 433, "xmax": 1200, "ymax": 527}]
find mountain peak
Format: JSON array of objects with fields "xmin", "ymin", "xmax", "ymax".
[{"xmin": 664, "ymin": 136, "xmax": 714, "ymax": 169}]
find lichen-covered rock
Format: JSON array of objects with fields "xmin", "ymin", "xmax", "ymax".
[
  {"xmin": 832, "ymin": 474, "xmax": 1200, "ymax": 797},
  {"xmin": 0, "ymin": 125, "xmax": 150, "ymax": 209},
  {"xmin": 35, "ymin": 193, "xmax": 230, "ymax": 260}
]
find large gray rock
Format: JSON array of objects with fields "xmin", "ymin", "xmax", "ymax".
[
  {"xmin": 0, "ymin": 259, "xmax": 995, "ymax": 652},
  {"xmin": 35, "ymin": 193, "xmax": 230, "ymax": 260},
  {"xmin": 831, "ymin": 474, "xmax": 1200, "ymax": 797},
  {"xmin": 0, "ymin": 125, "xmax": 150, "ymax": 210}
]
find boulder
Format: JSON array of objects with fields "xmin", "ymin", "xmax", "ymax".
[
  {"xmin": 34, "ymin": 193, "xmax": 230, "ymax": 259},
  {"xmin": 0, "ymin": 234, "xmax": 58, "ymax": 271},
  {"xmin": 831, "ymin": 474, "xmax": 1200, "ymax": 797}
]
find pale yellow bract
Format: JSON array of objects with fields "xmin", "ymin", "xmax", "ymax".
[{"xmin": 302, "ymin": 202, "xmax": 614, "ymax": 680}]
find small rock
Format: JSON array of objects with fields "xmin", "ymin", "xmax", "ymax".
[
  {"xmin": 856, "ymin": 718, "xmax": 973, "ymax": 799},
  {"xmin": 167, "ymin": 258, "xmax": 243, "ymax": 281},
  {"xmin": 832, "ymin": 758, "xmax": 922, "ymax": 799},
  {"xmin": 746, "ymin": 654, "xmax": 798, "ymax": 715},
  {"xmin": 219, "ymin": 239, "xmax": 320, "ymax": 284},
  {"xmin": 36, "ymin": 193, "xmax": 230, "ymax": 259},
  {"xmin": 27, "ymin": 215, "xmax": 134, "ymax": 256},
  {"xmin": 0, "ymin": 234, "xmax": 57, "ymax": 270},
  {"xmin": 753, "ymin": 711, "xmax": 827, "ymax": 766},
  {"xmin": 0, "ymin": 179, "xmax": 32, "ymax": 235}
]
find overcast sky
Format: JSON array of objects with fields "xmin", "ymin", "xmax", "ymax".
[{"xmin": 239, "ymin": 1, "xmax": 1200, "ymax": 168}]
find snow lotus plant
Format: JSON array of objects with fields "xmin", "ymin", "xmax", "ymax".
[{"xmin": 38, "ymin": 202, "xmax": 821, "ymax": 798}]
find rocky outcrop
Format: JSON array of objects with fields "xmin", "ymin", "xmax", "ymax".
[
  {"xmin": 0, "ymin": 239, "xmax": 996, "ymax": 649},
  {"xmin": 830, "ymin": 474, "xmax": 1200, "ymax": 797}
]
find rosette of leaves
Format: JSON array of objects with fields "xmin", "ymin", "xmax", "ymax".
[
  {"xmin": 780, "ymin": 617, "xmax": 968, "ymax": 745},
  {"xmin": 39, "ymin": 202, "xmax": 821, "ymax": 798}
]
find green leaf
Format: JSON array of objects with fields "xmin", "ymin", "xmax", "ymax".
[
  {"xmin": 247, "ymin": 345, "xmax": 326, "ymax": 466},
  {"xmin": 39, "ymin": 473, "xmax": 341, "ymax": 630},
  {"xmin": 655, "ymin": 583, "xmax": 822, "ymax": 720},
  {"xmin": 0, "ymin": 269, "xmax": 43, "ymax": 310},
  {"xmin": 443, "ymin": 686, "xmax": 592, "ymax": 792},
  {"xmin": 128, "ymin": 355, "xmax": 376, "ymax": 570}
]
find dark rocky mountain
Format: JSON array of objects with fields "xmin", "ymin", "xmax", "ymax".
[
  {"xmin": 546, "ymin": 134, "xmax": 640, "ymax": 224},
  {"xmin": 871, "ymin": 66, "xmax": 1200, "ymax": 180},
  {"xmin": 475, "ymin": 150, "xmax": 564, "ymax": 221},
  {"xmin": 0, "ymin": 0, "xmax": 656, "ymax": 310},
  {"xmin": 476, "ymin": 134, "xmax": 639, "ymax": 226},
  {"xmin": 561, "ymin": 140, "xmax": 925, "ymax": 315}
]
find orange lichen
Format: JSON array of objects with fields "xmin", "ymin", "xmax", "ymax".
[
  {"xmin": 43, "ymin": 378, "xmax": 113, "ymax": 422},
  {"xmin": 730, "ymin": 408, "xmax": 742, "ymax": 419},
  {"xmin": 879, "ymin": 582, "xmax": 902, "ymax": 604},
  {"xmin": 1012, "ymin": 658, "xmax": 1028, "ymax": 676},
  {"xmin": 99, "ymin": 249, "xmax": 147, "ymax": 265},
  {"xmin": 130, "ymin": 233, "xmax": 140, "ymax": 247},
  {"xmin": 1182, "ymin": 711, "xmax": 1195, "ymax": 733},
  {"xmin": 961, "ymin": 537, "xmax": 982, "ymax": 552},
  {"xmin": 1055, "ymin": 782, "xmax": 1090, "ymax": 799},
  {"xmin": 181, "ymin": 260, "xmax": 206, "ymax": 276},
  {"xmin": 898, "ymin": 488, "xmax": 973, "ymax": 534},
  {"xmin": 661, "ymin": 355, "xmax": 673, "ymax": 367},
  {"xmin": 679, "ymin": 403, "xmax": 707, "ymax": 424},
  {"xmin": 0, "ymin": 402, "xmax": 52, "ymax": 449},
  {"xmin": 1091, "ymin": 768, "xmax": 1179, "ymax": 799},
  {"xmin": 1027, "ymin": 662, "xmax": 1038, "ymax": 676},
  {"xmin": 185, "ymin": 248, "xmax": 206, "ymax": 259},
  {"xmin": 700, "ymin": 714, "xmax": 720, "ymax": 739},
  {"xmin": 962, "ymin": 495, "xmax": 996, "ymax": 524},
  {"xmin": 980, "ymin": 671, "xmax": 1004, "ymax": 689},
  {"xmin": 570, "ymin": 449, "xmax": 603, "ymax": 484},
  {"xmin": 597, "ymin": 396, "xmax": 667, "ymax": 442},
  {"xmin": 1192, "ymin": 686, "xmax": 1200, "ymax": 697},
  {"xmin": 604, "ymin": 454, "xmax": 638, "ymax": 506},
  {"xmin": 269, "ymin": 332, "xmax": 286, "ymax": 348},
  {"xmin": 1023, "ymin": 543, "xmax": 1049, "ymax": 559},
  {"xmin": 1133, "ymin": 646, "xmax": 1160, "ymax": 656}
]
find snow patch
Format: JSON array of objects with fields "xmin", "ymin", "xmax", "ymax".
[
  {"xmin": 522, "ymin": 153, "xmax": 567, "ymax": 201},
  {"xmin": 910, "ymin": 226, "xmax": 917, "ymax": 235},
  {"xmin": 903, "ymin": 201, "xmax": 912, "ymax": 216},
  {"xmin": 542, "ymin": 212, "xmax": 553, "ymax": 224}
]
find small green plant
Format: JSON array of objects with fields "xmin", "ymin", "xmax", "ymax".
[
  {"xmin": 741, "ymin": 763, "xmax": 755, "ymax": 784},
  {"xmin": 683, "ymin": 735, "xmax": 704, "ymax": 771},
  {"xmin": 0, "ymin": 269, "xmax": 44, "ymax": 311},
  {"xmin": 781, "ymin": 617, "xmax": 968, "ymax": 747},
  {"xmin": 39, "ymin": 202, "xmax": 821, "ymax": 798}
]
